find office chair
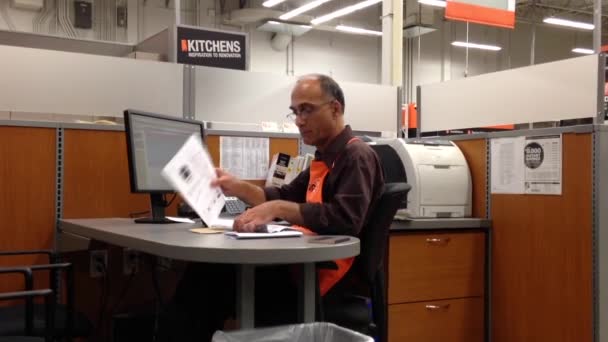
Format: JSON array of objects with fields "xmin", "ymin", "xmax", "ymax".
[
  {"xmin": 319, "ymin": 182, "xmax": 410, "ymax": 342},
  {"xmin": 0, "ymin": 250, "xmax": 92, "ymax": 342},
  {"xmin": 0, "ymin": 266, "xmax": 54, "ymax": 342}
]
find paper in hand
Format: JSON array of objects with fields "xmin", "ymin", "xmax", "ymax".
[{"xmin": 161, "ymin": 134, "xmax": 225, "ymax": 227}]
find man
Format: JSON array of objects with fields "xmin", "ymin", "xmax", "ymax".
[{"xmin": 163, "ymin": 74, "xmax": 384, "ymax": 341}]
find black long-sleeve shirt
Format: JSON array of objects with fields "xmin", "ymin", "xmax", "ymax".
[{"xmin": 264, "ymin": 126, "xmax": 385, "ymax": 236}]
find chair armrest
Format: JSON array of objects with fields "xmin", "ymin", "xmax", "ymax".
[
  {"xmin": 0, "ymin": 267, "xmax": 34, "ymax": 290},
  {"xmin": 0, "ymin": 267, "xmax": 36, "ymax": 336},
  {"xmin": 0, "ymin": 250, "xmax": 55, "ymax": 263},
  {"xmin": 0, "ymin": 288, "xmax": 53, "ymax": 301},
  {"xmin": 28, "ymin": 263, "xmax": 74, "ymax": 340},
  {"xmin": 0, "ymin": 289, "xmax": 55, "ymax": 341}
]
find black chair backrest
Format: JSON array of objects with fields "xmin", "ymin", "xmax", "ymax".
[{"xmin": 356, "ymin": 182, "xmax": 411, "ymax": 284}]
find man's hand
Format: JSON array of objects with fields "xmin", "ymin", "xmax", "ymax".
[
  {"xmin": 211, "ymin": 168, "xmax": 267, "ymax": 206},
  {"xmin": 233, "ymin": 201, "xmax": 279, "ymax": 232},
  {"xmin": 211, "ymin": 168, "xmax": 241, "ymax": 197}
]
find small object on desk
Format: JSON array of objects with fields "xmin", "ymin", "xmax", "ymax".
[
  {"xmin": 165, "ymin": 216, "xmax": 196, "ymax": 223},
  {"xmin": 190, "ymin": 228, "xmax": 226, "ymax": 234},
  {"xmin": 309, "ymin": 236, "xmax": 350, "ymax": 244},
  {"xmin": 224, "ymin": 225, "xmax": 303, "ymax": 239}
]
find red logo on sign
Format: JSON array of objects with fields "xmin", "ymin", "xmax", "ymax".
[{"xmin": 181, "ymin": 40, "xmax": 188, "ymax": 52}]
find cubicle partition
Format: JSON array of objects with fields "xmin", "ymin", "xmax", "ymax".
[
  {"xmin": 418, "ymin": 54, "xmax": 604, "ymax": 133},
  {"xmin": 0, "ymin": 45, "xmax": 184, "ymax": 119},
  {"xmin": 0, "ymin": 124, "xmax": 57, "ymax": 297},
  {"xmin": 193, "ymin": 66, "xmax": 401, "ymax": 134},
  {"xmin": 412, "ymin": 55, "xmax": 607, "ymax": 342}
]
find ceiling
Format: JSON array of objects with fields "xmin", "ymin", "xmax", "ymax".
[{"xmin": 242, "ymin": 0, "xmax": 608, "ymax": 36}]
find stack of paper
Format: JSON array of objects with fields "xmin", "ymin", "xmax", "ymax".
[{"xmin": 224, "ymin": 225, "xmax": 303, "ymax": 239}]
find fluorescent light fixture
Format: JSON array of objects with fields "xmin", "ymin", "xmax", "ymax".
[
  {"xmin": 572, "ymin": 47, "xmax": 594, "ymax": 54},
  {"xmin": 263, "ymin": 0, "xmax": 285, "ymax": 7},
  {"xmin": 280, "ymin": 0, "xmax": 332, "ymax": 20},
  {"xmin": 452, "ymin": 41, "xmax": 501, "ymax": 51},
  {"xmin": 311, "ymin": 0, "xmax": 382, "ymax": 25},
  {"xmin": 543, "ymin": 17, "xmax": 594, "ymax": 30},
  {"xmin": 268, "ymin": 21, "xmax": 281, "ymax": 24},
  {"xmin": 336, "ymin": 25, "xmax": 382, "ymax": 36},
  {"xmin": 418, "ymin": 0, "xmax": 446, "ymax": 7}
]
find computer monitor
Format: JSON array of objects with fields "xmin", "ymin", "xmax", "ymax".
[{"xmin": 124, "ymin": 109, "xmax": 205, "ymax": 223}]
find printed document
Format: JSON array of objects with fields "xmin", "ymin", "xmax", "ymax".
[
  {"xmin": 224, "ymin": 225, "xmax": 303, "ymax": 239},
  {"xmin": 161, "ymin": 134, "xmax": 225, "ymax": 227}
]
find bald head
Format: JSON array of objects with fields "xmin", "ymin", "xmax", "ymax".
[
  {"xmin": 290, "ymin": 74, "xmax": 346, "ymax": 151},
  {"xmin": 296, "ymin": 74, "xmax": 345, "ymax": 113}
]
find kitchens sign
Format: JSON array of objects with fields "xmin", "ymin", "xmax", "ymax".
[{"xmin": 177, "ymin": 26, "xmax": 247, "ymax": 70}]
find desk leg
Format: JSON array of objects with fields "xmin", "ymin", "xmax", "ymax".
[
  {"xmin": 299, "ymin": 263, "xmax": 316, "ymax": 323},
  {"xmin": 236, "ymin": 264, "xmax": 255, "ymax": 329}
]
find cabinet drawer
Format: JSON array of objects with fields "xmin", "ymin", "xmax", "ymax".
[
  {"xmin": 389, "ymin": 297, "xmax": 484, "ymax": 342},
  {"xmin": 389, "ymin": 232, "xmax": 485, "ymax": 304}
]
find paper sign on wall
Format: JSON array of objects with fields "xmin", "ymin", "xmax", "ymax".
[
  {"xmin": 220, "ymin": 137, "xmax": 269, "ymax": 180},
  {"xmin": 490, "ymin": 136, "xmax": 525, "ymax": 194},
  {"xmin": 523, "ymin": 135, "xmax": 562, "ymax": 195},
  {"xmin": 491, "ymin": 135, "xmax": 563, "ymax": 195}
]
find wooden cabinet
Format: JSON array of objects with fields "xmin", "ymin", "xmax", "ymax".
[{"xmin": 388, "ymin": 231, "xmax": 486, "ymax": 342}]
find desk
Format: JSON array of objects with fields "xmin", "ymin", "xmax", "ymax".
[
  {"xmin": 59, "ymin": 218, "xmax": 360, "ymax": 328},
  {"xmin": 388, "ymin": 218, "xmax": 491, "ymax": 342}
]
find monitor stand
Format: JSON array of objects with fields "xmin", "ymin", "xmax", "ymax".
[{"xmin": 134, "ymin": 193, "xmax": 178, "ymax": 224}]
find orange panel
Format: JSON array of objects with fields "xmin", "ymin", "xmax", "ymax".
[
  {"xmin": 446, "ymin": 1, "xmax": 515, "ymax": 28},
  {"xmin": 455, "ymin": 139, "xmax": 487, "ymax": 218},
  {"xmin": 0, "ymin": 126, "xmax": 56, "ymax": 295},
  {"xmin": 63, "ymin": 130, "xmax": 153, "ymax": 218},
  {"xmin": 491, "ymin": 133, "xmax": 592, "ymax": 342}
]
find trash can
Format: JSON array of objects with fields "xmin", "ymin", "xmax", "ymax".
[{"xmin": 212, "ymin": 322, "xmax": 373, "ymax": 342}]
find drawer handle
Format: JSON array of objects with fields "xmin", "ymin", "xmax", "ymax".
[
  {"xmin": 425, "ymin": 304, "xmax": 450, "ymax": 311},
  {"xmin": 425, "ymin": 237, "xmax": 451, "ymax": 245}
]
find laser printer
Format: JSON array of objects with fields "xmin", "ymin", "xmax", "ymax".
[{"xmin": 369, "ymin": 138, "xmax": 472, "ymax": 218}]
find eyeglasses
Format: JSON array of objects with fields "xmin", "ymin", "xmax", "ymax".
[{"xmin": 286, "ymin": 99, "xmax": 335, "ymax": 122}]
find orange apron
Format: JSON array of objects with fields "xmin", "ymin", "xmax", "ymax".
[{"xmin": 292, "ymin": 137, "xmax": 358, "ymax": 296}]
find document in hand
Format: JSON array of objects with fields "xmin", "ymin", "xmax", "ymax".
[
  {"xmin": 161, "ymin": 134, "xmax": 225, "ymax": 227},
  {"xmin": 224, "ymin": 225, "xmax": 303, "ymax": 239}
]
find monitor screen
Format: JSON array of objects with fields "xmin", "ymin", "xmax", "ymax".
[{"xmin": 124, "ymin": 110, "xmax": 205, "ymax": 193}]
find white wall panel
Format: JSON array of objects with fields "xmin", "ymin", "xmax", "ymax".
[
  {"xmin": 195, "ymin": 66, "xmax": 397, "ymax": 132},
  {"xmin": 420, "ymin": 54, "xmax": 599, "ymax": 132},
  {"xmin": 0, "ymin": 45, "xmax": 183, "ymax": 117}
]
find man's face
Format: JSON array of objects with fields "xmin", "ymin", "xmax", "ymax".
[{"xmin": 289, "ymin": 79, "xmax": 340, "ymax": 148}]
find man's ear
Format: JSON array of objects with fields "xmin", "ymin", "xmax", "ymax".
[{"xmin": 332, "ymin": 101, "xmax": 341, "ymax": 118}]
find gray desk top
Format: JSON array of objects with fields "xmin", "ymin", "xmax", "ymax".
[
  {"xmin": 60, "ymin": 218, "xmax": 360, "ymax": 264},
  {"xmin": 390, "ymin": 218, "xmax": 491, "ymax": 231}
]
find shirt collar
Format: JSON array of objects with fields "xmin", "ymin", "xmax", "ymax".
[{"xmin": 314, "ymin": 125, "xmax": 354, "ymax": 167}]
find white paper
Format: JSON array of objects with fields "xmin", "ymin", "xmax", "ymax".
[
  {"xmin": 165, "ymin": 216, "xmax": 195, "ymax": 223},
  {"xmin": 219, "ymin": 137, "xmax": 269, "ymax": 180},
  {"xmin": 261, "ymin": 121, "xmax": 280, "ymax": 132},
  {"xmin": 490, "ymin": 137, "xmax": 526, "ymax": 194},
  {"xmin": 208, "ymin": 218, "xmax": 235, "ymax": 229},
  {"xmin": 524, "ymin": 135, "xmax": 562, "ymax": 195},
  {"xmin": 161, "ymin": 134, "xmax": 225, "ymax": 227}
]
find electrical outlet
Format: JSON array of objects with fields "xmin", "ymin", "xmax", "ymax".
[
  {"xmin": 123, "ymin": 248, "xmax": 139, "ymax": 275},
  {"xmin": 90, "ymin": 250, "xmax": 108, "ymax": 278}
]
